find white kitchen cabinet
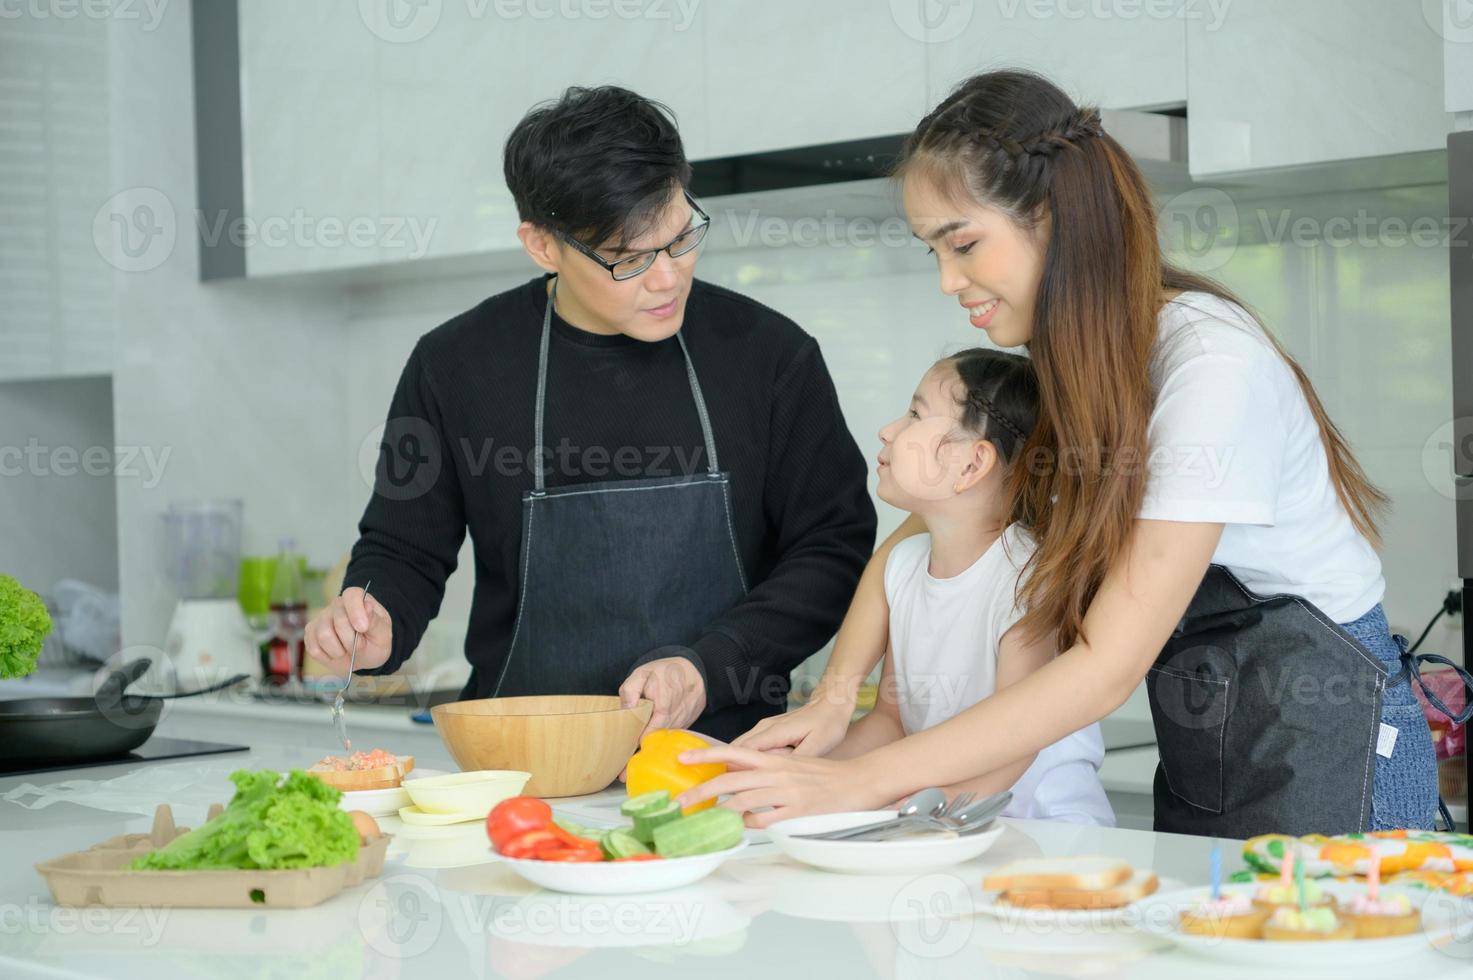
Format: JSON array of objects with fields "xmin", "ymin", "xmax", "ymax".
[
  {"xmin": 923, "ymin": 0, "xmax": 1189, "ymax": 113},
  {"xmin": 236, "ymin": 0, "xmax": 707, "ymax": 274},
  {"xmin": 372, "ymin": 3, "xmax": 708, "ymax": 262},
  {"xmin": 700, "ymin": 1, "xmax": 928, "ymax": 157},
  {"xmin": 237, "ymin": 0, "xmax": 383, "ymax": 277},
  {"xmin": 1186, "ymin": 0, "xmax": 1454, "ymax": 176}
]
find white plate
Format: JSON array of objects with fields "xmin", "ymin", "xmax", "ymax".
[
  {"xmin": 1136, "ymin": 881, "xmax": 1456, "ymax": 966},
  {"xmin": 338, "ymin": 768, "xmax": 448, "ymax": 816},
  {"xmin": 498, "ymin": 841, "xmax": 749, "ymax": 895},
  {"xmin": 765, "ymin": 811, "xmax": 1006, "ymax": 874},
  {"xmin": 975, "ymin": 875, "xmax": 1187, "ymax": 927}
]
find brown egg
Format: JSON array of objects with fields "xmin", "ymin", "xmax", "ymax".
[{"xmin": 348, "ymin": 810, "xmax": 381, "ymax": 842}]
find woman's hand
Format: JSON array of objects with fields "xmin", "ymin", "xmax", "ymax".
[
  {"xmin": 674, "ymin": 744, "xmax": 892, "ymax": 828},
  {"xmin": 729, "ymin": 690, "xmax": 855, "ymax": 756}
]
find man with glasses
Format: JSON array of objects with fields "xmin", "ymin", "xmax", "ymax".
[{"xmin": 307, "ymin": 86, "xmax": 876, "ymax": 742}]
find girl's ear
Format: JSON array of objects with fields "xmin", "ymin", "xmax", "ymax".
[
  {"xmin": 955, "ymin": 439, "xmax": 999, "ymax": 493},
  {"xmin": 517, "ymin": 222, "xmax": 561, "ymax": 274}
]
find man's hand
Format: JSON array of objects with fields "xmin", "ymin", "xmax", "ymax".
[
  {"xmin": 619, "ymin": 656, "xmax": 707, "ymax": 736},
  {"xmin": 303, "ymin": 587, "xmax": 393, "ymax": 674}
]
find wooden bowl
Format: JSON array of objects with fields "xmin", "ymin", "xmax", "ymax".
[{"xmin": 431, "ymin": 695, "xmax": 653, "ymax": 798}]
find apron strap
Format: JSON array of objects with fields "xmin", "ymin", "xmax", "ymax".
[
  {"xmin": 535, "ymin": 277, "xmax": 724, "ymax": 492},
  {"xmin": 533, "ymin": 278, "xmax": 555, "ymax": 494},
  {"xmin": 1393, "ymin": 635, "xmax": 1473, "ymax": 726},
  {"xmin": 676, "ymin": 332, "xmax": 721, "ymax": 476}
]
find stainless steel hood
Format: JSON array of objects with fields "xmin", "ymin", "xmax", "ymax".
[{"xmin": 691, "ymin": 109, "xmax": 1190, "ymax": 242}]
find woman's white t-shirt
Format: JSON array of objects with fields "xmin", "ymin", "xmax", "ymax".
[
  {"xmin": 884, "ymin": 526, "xmax": 1115, "ymax": 826},
  {"xmin": 1141, "ymin": 293, "xmax": 1384, "ymax": 623}
]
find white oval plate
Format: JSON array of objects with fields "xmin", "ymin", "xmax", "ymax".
[
  {"xmin": 975, "ymin": 875, "xmax": 1186, "ymax": 927},
  {"xmin": 498, "ymin": 841, "xmax": 748, "ymax": 895},
  {"xmin": 765, "ymin": 811, "xmax": 1005, "ymax": 875},
  {"xmin": 1135, "ymin": 882, "xmax": 1454, "ymax": 966},
  {"xmin": 339, "ymin": 768, "xmax": 448, "ymax": 816}
]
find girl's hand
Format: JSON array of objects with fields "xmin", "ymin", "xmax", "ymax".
[
  {"xmin": 674, "ymin": 745, "xmax": 890, "ymax": 828},
  {"xmin": 730, "ymin": 690, "xmax": 854, "ymax": 756}
]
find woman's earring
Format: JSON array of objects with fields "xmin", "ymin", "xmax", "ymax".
[{"xmin": 953, "ymin": 483, "xmax": 963, "ymax": 494}]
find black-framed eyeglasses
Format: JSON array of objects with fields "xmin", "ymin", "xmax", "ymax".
[{"xmin": 557, "ymin": 191, "xmax": 710, "ymax": 281}]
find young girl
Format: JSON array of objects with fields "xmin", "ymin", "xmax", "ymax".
[{"xmin": 824, "ymin": 347, "xmax": 1113, "ymax": 825}]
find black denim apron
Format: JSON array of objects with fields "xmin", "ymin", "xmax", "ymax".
[
  {"xmin": 1147, "ymin": 565, "xmax": 1384, "ymax": 838},
  {"xmin": 488, "ymin": 279, "xmax": 750, "ymax": 735}
]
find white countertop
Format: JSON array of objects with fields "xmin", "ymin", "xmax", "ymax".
[{"xmin": 1, "ymin": 741, "xmax": 1468, "ymax": 979}]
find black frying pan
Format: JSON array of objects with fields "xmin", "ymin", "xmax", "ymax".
[{"xmin": 0, "ymin": 659, "xmax": 249, "ymax": 767}]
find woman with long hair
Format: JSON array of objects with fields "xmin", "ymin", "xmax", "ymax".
[{"xmin": 680, "ymin": 70, "xmax": 1472, "ymax": 837}]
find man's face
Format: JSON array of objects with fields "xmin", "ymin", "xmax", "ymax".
[{"xmin": 549, "ymin": 187, "xmax": 704, "ymax": 342}]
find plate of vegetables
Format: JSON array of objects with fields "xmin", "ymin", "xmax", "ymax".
[{"xmin": 487, "ymin": 791, "xmax": 748, "ymax": 895}]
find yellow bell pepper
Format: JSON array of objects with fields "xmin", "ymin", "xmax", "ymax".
[{"xmin": 626, "ymin": 729, "xmax": 725, "ymax": 814}]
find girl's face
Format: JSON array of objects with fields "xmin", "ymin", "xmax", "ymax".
[
  {"xmin": 902, "ymin": 171, "xmax": 1049, "ymax": 349},
  {"xmin": 877, "ymin": 364, "xmax": 979, "ymax": 508}
]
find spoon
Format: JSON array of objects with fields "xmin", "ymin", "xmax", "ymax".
[
  {"xmin": 331, "ymin": 580, "xmax": 370, "ymax": 753},
  {"xmin": 793, "ymin": 787, "xmax": 948, "ymax": 841}
]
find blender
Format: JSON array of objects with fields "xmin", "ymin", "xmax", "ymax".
[{"xmin": 161, "ymin": 500, "xmax": 259, "ymax": 689}]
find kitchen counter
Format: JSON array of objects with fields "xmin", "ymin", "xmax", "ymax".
[{"xmin": 1, "ymin": 742, "xmax": 1468, "ymax": 979}]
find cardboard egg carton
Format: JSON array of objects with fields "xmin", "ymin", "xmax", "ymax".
[{"xmin": 35, "ymin": 803, "xmax": 391, "ymax": 908}]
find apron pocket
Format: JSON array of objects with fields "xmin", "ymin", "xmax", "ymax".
[{"xmin": 1147, "ymin": 662, "xmax": 1231, "ymax": 815}]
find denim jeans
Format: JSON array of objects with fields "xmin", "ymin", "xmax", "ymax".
[{"xmin": 1339, "ymin": 604, "xmax": 1440, "ymax": 830}]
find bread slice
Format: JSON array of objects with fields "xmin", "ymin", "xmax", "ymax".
[
  {"xmin": 1003, "ymin": 870, "xmax": 1160, "ymax": 910},
  {"xmin": 983, "ymin": 856, "xmax": 1132, "ymax": 894},
  {"xmin": 308, "ymin": 753, "xmax": 414, "ymax": 792}
]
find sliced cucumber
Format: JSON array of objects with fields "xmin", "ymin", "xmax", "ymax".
[
  {"xmin": 554, "ymin": 817, "xmax": 601, "ymax": 839},
  {"xmin": 620, "ymin": 790, "xmax": 672, "ymax": 818},
  {"xmin": 653, "ymin": 807, "xmax": 744, "ymax": 858},
  {"xmin": 599, "ymin": 828, "xmax": 651, "ymax": 860},
  {"xmin": 632, "ymin": 800, "xmax": 682, "ymax": 844}
]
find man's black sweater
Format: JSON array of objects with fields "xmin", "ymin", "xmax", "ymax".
[{"xmin": 346, "ymin": 275, "xmax": 877, "ymax": 740}]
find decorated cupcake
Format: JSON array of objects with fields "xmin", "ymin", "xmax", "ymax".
[
  {"xmin": 1179, "ymin": 892, "xmax": 1270, "ymax": 939},
  {"xmin": 1254, "ymin": 845, "xmax": 1335, "ymax": 911},
  {"xmin": 1261, "ymin": 905, "xmax": 1355, "ymax": 942},
  {"xmin": 1341, "ymin": 893, "xmax": 1419, "ymax": 939},
  {"xmin": 1341, "ymin": 846, "xmax": 1420, "ymax": 939}
]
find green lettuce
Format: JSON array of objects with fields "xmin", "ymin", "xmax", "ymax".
[
  {"xmin": 0, "ymin": 574, "xmax": 52, "ymax": 679},
  {"xmin": 131, "ymin": 769, "xmax": 359, "ymax": 871}
]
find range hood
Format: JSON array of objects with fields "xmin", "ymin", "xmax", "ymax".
[{"xmin": 689, "ymin": 108, "xmax": 1191, "ymax": 244}]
